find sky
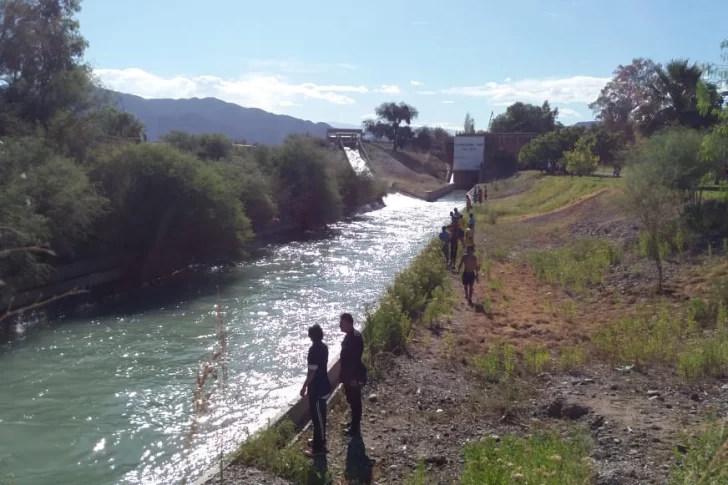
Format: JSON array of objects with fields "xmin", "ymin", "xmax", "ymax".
[{"xmin": 80, "ymin": 0, "xmax": 728, "ymax": 131}]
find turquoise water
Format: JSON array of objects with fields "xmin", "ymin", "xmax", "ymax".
[{"xmin": 0, "ymin": 191, "xmax": 463, "ymax": 485}]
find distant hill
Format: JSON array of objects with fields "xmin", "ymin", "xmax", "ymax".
[
  {"xmin": 110, "ymin": 91, "xmax": 332, "ymax": 144},
  {"xmin": 573, "ymin": 121, "xmax": 600, "ymax": 128}
]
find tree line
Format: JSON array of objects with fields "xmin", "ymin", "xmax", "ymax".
[{"xmin": 0, "ymin": 0, "xmax": 385, "ymax": 322}]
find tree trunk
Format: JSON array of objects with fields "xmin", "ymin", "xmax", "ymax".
[{"xmin": 655, "ymin": 256, "xmax": 663, "ymax": 293}]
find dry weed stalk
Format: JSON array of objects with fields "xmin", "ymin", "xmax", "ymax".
[{"xmin": 182, "ymin": 290, "xmax": 229, "ymax": 484}]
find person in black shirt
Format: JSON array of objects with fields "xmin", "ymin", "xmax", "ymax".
[
  {"xmin": 339, "ymin": 312, "xmax": 365, "ymax": 438},
  {"xmin": 300, "ymin": 324, "xmax": 331, "ymax": 456}
]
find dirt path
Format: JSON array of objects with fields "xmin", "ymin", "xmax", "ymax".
[{"xmin": 308, "ymin": 192, "xmax": 728, "ymax": 484}]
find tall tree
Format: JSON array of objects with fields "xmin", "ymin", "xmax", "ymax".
[
  {"xmin": 463, "ymin": 112, "xmax": 475, "ymax": 134},
  {"xmin": 699, "ymin": 39, "xmax": 728, "ymax": 171},
  {"xmin": 589, "ymin": 58, "xmax": 661, "ymax": 140},
  {"xmin": 0, "ymin": 0, "xmax": 93, "ymax": 130},
  {"xmin": 362, "ymin": 102, "xmax": 419, "ymax": 151},
  {"xmin": 490, "ymin": 101, "xmax": 559, "ymax": 134},
  {"xmin": 639, "ymin": 59, "xmax": 722, "ymax": 134}
]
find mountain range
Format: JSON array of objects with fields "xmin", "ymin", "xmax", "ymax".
[{"xmin": 111, "ymin": 91, "xmax": 334, "ymax": 145}]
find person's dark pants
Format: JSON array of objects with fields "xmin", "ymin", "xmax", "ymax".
[
  {"xmin": 450, "ymin": 243, "xmax": 458, "ymax": 265},
  {"xmin": 344, "ymin": 384, "xmax": 362, "ymax": 434},
  {"xmin": 442, "ymin": 244, "xmax": 449, "ymax": 264},
  {"xmin": 309, "ymin": 393, "xmax": 327, "ymax": 452}
]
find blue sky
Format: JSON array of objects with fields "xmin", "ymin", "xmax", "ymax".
[{"xmin": 82, "ymin": 0, "xmax": 728, "ymax": 130}]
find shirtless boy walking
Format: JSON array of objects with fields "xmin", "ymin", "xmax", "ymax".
[{"xmin": 458, "ymin": 246, "xmax": 480, "ymax": 305}]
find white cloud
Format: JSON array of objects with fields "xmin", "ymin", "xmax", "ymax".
[
  {"xmin": 94, "ymin": 68, "xmax": 368, "ymax": 113},
  {"xmin": 504, "ymin": 77, "xmax": 512, "ymax": 82},
  {"xmin": 410, "ymin": 80, "xmax": 423, "ymax": 86},
  {"xmin": 360, "ymin": 113, "xmax": 375, "ymax": 119},
  {"xmin": 558, "ymin": 108, "xmax": 582, "ymax": 119},
  {"xmin": 442, "ymin": 100, "xmax": 454, "ymax": 104},
  {"xmin": 442, "ymin": 75, "xmax": 609, "ymax": 105},
  {"xmin": 376, "ymin": 84, "xmax": 401, "ymax": 94},
  {"xmin": 416, "ymin": 90, "xmax": 438, "ymax": 95}
]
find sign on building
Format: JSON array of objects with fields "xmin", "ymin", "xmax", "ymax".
[{"xmin": 453, "ymin": 136, "xmax": 485, "ymax": 171}]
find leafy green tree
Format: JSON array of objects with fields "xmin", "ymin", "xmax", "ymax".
[
  {"xmin": 699, "ymin": 39, "xmax": 728, "ymax": 176},
  {"xmin": 638, "ymin": 60, "xmax": 722, "ymax": 134},
  {"xmin": 563, "ymin": 136, "xmax": 599, "ymax": 176},
  {"xmin": 518, "ymin": 126, "xmax": 584, "ymax": 171},
  {"xmin": 490, "ymin": 101, "xmax": 559, "ymax": 134},
  {"xmin": 274, "ymin": 136, "xmax": 342, "ymax": 228},
  {"xmin": 624, "ymin": 127, "xmax": 711, "ymax": 210},
  {"xmin": 412, "ymin": 127, "xmax": 434, "ymax": 152},
  {"xmin": 161, "ymin": 131, "xmax": 233, "ymax": 161},
  {"xmin": 90, "ymin": 143, "xmax": 251, "ymax": 281},
  {"xmin": 99, "ymin": 107, "xmax": 146, "ymax": 141},
  {"xmin": 0, "ymin": 0, "xmax": 94, "ymax": 129},
  {"xmin": 623, "ymin": 147, "xmax": 683, "ymax": 292},
  {"xmin": 589, "ymin": 58, "xmax": 661, "ymax": 141},
  {"xmin": 0, "ymin": 137, "xmax": 107, "ymax": 309},
  {"xmin": 582, "ymin": 126, "xmax": 624, "ymax": 165},
  {"xmin": 363, "ymin": 102, "xmax": 419, "ymax": 151}
]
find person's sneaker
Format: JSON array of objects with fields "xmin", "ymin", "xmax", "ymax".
[
  {"xmin": 304, "ymin": 449, "xmax": 327, "ymax": 458},
  {"xmin": 343, "ymin": 428, "xmax": 361, "ymax": 438}
]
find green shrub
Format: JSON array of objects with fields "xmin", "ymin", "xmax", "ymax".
[
  {"xmin": 530, "ymin": 239, "xmax": 620, "ymax": 292},
  {"xmin": 461, "ymin": 431, "xmax": 593, "ymax": 485},
  {"xmin": 472, "ymin": 341, "xmax": 518, "ymax": 382},
  {"xmin": 362, "ymin": 239, "xmax": 447, "ymax": 366},
  {"xmin": 594, "ymin": 298, "xmax": 728, "ymax": 380},
  {"xmin": 90, "ymin": 143, "xmax": 251, "ymax": 279},
  {"xmin": 231, "ymin": 420, "xmax": 310, "ymax": 483},
  {"xmin": 523, "ymin": 345, "xmax": 551, "ymax": 374},
  {"xmin": 670, "ymin": 421, "xmax": 728, "ymax": 484}
]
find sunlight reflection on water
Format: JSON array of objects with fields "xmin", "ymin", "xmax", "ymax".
[{"xmin": 0, "ymin": 191, "xmax": 465, "ymax": 485}]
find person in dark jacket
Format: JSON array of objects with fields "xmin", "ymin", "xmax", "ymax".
[
  {"xmin": 339, "ymin": 312, "xmax": 365, "ymax": 437},
  {"xmin": 300, "ymin": 324, "xmax": 332, "ymax": 456}
]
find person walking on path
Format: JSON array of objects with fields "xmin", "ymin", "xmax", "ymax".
[
  {"xmin": 449, "ymin": 223, "xmax": 460, "ymax": 270},
  {"xmin": 300, "ymin": 324, "xmax": 332, "ymax": 457},
  {"xmin": 468, "ymin": 213, "xmax": 475, "ymax": 232},
  {"xmin": 339, "ymin": 312, "xmax": 365, "ymax": 438},
  {"xmin": 458, "ymin": 245, "xmax": 480, "ymax": 305},
  {"xmin": 439, "ymin": 226, "xmax": 450, "ymax": 266}
]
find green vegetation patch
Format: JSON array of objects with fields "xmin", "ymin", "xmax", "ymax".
[
  {"xmin": 530, "ymin": 239, "xmax": 621, "ymax": 293},
  {"xmin": 478, "ymin": 174, "xmax": 621, "ymax": 219},
  {"xmin": 461, "ymin": 431, "xmax": 593, "ymax": 485},
  {"xmin": 594, "ymin": 289, "xmax": 728, "ymax": 380},
  {"xmin": 363, "ymin": 239, "xmax": 448, "ymax": 367},
  {"xmin": 231, "ymin": 420, "xmax": 310, "ymax": 483},
  {"xmin": 670, "ymin": 421, "xmax": 728, "ymax": 485}
]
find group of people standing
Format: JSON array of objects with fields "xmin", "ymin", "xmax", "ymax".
[
  {"xmin": 439, "ymin": 203, "xmax": 481, "ymax": 306},
  {"xmin": 300, "ymin": 312, "xmax": 366, "ymax": 458}
]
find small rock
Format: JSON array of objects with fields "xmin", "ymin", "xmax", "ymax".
[
  {"xmin": 591, "ymin": 415, "xmax": 606, "ymax": 429},
  {"xmin": 647, "ymin": 390, "xmax": 660, "ymax": 397},
  {"xmin": 690, "ymin": 393, "xmax": 701, "ymax": 402},
  {"xmin": 613, "ymin": 438, "xmax": 621, "ymax": 444},
  {"xmin": 676, "ymin": 444, "xmax": 688, "ymax": 454},
  {"xmin": 562, "ymin": 403, "xmax": 590, "ymax": 420},
  {"xmin": 490, "ymin": 434, "xmax": 501, "ymax": 442},
  {"xmin": 424, "ymin": 454, "xmax": 447, "ymax": 466},
  {"xmin": 368, "ymin": 393, "xmax": 379, "ymax": 403}
]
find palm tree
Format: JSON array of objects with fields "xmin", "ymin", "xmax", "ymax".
[{"xmin": 636, "ymin": 59, "xmax": 721, "ymax": 134}]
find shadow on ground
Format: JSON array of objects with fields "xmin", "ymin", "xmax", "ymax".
[{"xmin": 345, "ymin": 436, "xmax": 373, "ymax": 484}]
